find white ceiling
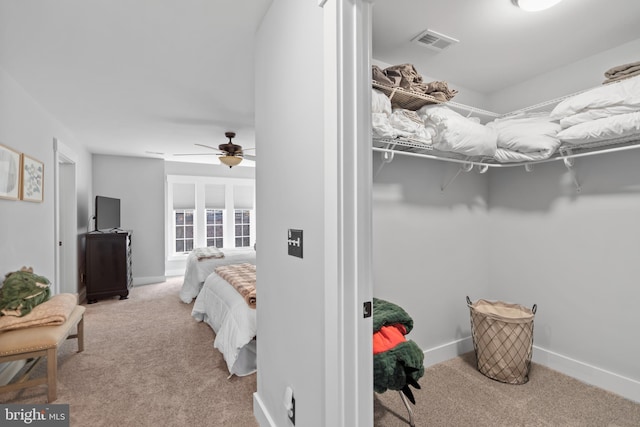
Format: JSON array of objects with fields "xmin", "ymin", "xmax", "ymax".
[
  {"xmin": 0, "ymin": 0, "xmax": 272, "ymax": 165},
  {"xmin": 373, "ymin": 0, "xmax": 640, "ymax": 94},
  {"xmin": 1, "ymin": 0, "xmax": 639, "ymax": 164}
]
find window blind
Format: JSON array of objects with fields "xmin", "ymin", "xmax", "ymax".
[{"xmin": 172, "ymin": 183, "xmax": 195, "ymax": 209}]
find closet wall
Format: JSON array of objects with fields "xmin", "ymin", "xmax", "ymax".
[
  {"xmin": 488, "ymin": 151, "xmax": 640, "ymax": 387},
  {"xmin": 372, "ymin": 38, "xmax": 640, "ymax": 400},
  {"xmin": 372, "ymin": 154, "xmax": 491, "ymax": 365}
]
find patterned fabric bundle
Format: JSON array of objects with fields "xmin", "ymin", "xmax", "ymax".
[
  {"xmin": 215, "ymin": 263, "xmax": 256, "ymax": 308},
  {"xmin": 0, "ymin": 267, "xmax": 51, "ymax": 317},
  {"xmin": 373, "ymin": 298, "xmax": 424, "ymax": 404}
]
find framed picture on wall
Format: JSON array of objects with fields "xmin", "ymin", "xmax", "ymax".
[
  {"xmin": 21, "ymin": 154, "xmax": 44, "ymax": 202},
  {"xmin": 0, "ymin": 143, "xmax": 22, "ymax": 200}
]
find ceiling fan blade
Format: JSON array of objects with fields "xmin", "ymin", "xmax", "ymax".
[
  {"xmin": 243, "ymin": 154, "xmax": 257, "ymax": 160},
  {"xmin": 194, "ymin": 143, "xmax": 220, "ymax": 151},
  {"xmin": 173, "ymin": 153, "xmax": 219, "ymax": 156}
]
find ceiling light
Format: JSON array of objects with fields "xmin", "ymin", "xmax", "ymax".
[
  {"xmin": 511, "ymin": 0, "xmax": 563, "ymax": 12},
  {"xmin": 219, "ymin": 155, "xmax": 242, "ymax": 168}
]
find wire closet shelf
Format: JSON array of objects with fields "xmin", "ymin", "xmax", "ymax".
[{"xmin": 371, "ymin": 81, "xmax": 640, "ymax": 169}]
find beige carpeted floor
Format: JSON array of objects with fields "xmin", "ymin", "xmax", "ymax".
[
  {"xmin": 0, "ymin": 277, "xmax": 258, "ymax": 427},
  {"xmin": 375, "ymin": 352, "xmax": 640, "ymax": 427},
  {"xmin": 2, "ymin": 278, "xmax": 639, "ymax": 426}
]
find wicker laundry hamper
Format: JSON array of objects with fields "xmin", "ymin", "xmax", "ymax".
[{"xmin": 466, "ymin": 296, "xmax": 537, "ymax": 385}]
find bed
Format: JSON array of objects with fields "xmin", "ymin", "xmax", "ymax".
[
  {"xmin": 372, "ymin": 72, "xmax": 640, "ymax": 166},
  {"xmin": 179, "ymin": 247, "xmax": 256, "ymax": 304},
  {"xmin": 191, "ymin": 264, "xmax": 257, "ymax": 377}
]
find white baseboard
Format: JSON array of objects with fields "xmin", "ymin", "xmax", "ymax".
[
  {"xmin": 132, "ymin": 276, "xmax": 166, "ymax": 286},
  {"xmin": 423, "ymin": 336, "xmax": 474, "ymax": 368},
  {"xmin": 532, "ymin": 345, "xmax": 640, "ymax": 403},
  {"xmin": 421, "ymin": 338, "xmax": 640, "ymax": 404},
  {"xmin": 253, "ymin": 392, "xmax": 277, "ymax": 427},
  {"xmin": 164, "ymin": 269, "xmax": 185, "ymax": 277}
]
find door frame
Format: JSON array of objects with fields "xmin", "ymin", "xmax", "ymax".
[
  {"xmin": 53, "ymin": 138, "xmax": 78, "ymax": 296},
  {"xmin": 322, "ymin": 0, "xmax": 374, "ymax": 425}
]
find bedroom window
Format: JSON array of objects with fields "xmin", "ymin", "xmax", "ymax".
[
  {"xmin": 234, "ymin": 209, "xmax": 251, "ymax": 247},
  {"xmin": 166, "ymin": 175, "xmax": 255, "ymax": 261},
  {"xmin": 175, "ymin": 209, "xmax": 194, "ymax": 253},
  {"xmin": 206, "ymin": 209, "xmax": 224, "ymax": 248}
]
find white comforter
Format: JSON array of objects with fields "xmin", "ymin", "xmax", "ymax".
[
  {"xmin": 549, "ymin": 74, "xmax": 640, "ymax": 145},
  {"xmin": 180, "ymin": 247, "xmax": 256, "ymax": 303},
  {"xmin": 418, "ymin": 105, "xmax": 498, "ymax": 157},
  {"xmin": 487, "ymin": 112, "xmax": 561, "ymax": 163},
  {"xmin": 191, "ymin": 271, "xmax": 257, "ymax": 377},
  {"xmin": 550, "ymin": 75, "xmax": 640, "ymax": 121},
  {"xmin": 556, "ymin": 112, "xmax": 640, "ymax": 145},
  {"xmin": 371, "ymin": 89, "xmax": 434, "ymax": 144}
]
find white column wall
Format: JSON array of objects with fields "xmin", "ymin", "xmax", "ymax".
[{"xmin": 253, "ymin": 0, "xmax": 328, "ymax": 426}]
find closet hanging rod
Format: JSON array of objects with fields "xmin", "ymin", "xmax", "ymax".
[{"xmin": 373, "ymin": 135, "xmax": 640, "ymax": 169}]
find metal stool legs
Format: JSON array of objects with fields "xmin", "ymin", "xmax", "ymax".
[{"xmin": 398, "ymin": 391, "xmax": 415, "ymax": 427}]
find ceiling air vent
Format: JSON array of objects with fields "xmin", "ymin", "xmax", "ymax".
[{"xmin": 411, "ymin": 29, "xmax": 459, "ymax": 51}]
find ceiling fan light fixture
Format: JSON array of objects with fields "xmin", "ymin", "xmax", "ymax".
[
  {"xmin": 219, "ymin": 155, "xmax": 243, "ymax": 168},
  {"xmin": 511, "ymin": 0, "xmax": 563, "ymax": 12}
]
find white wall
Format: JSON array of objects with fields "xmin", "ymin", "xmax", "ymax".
[
  {"xmin": 488, "ymin": 138, "xmax": 640, "ymax": 398},
  {"xmin": 488, "ymin": 37, "xmax": 640, "ymax": 113},
  {"xmin": 0, "ymin": 66, "xmax": 92, "ymax": 290},
  {"xmin": 92, "ymin": 154, "xmax": 165, "ymax": 284},
  {"xmin": 253, "ymin": 0, "xmax": 327, "ymax": 425},
  {"xmin": 372, "ymin": 154, "xmax": 490, "ymax": 364}
]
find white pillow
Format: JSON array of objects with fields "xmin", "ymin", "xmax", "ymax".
[
  {"xmin": 559, "ymin": 104, "xmax": 640, "ymax": 128},
  {"xmin": 486, "ymin": 112, "xmax": 561, "ymax": 153},
  {"xmin": 556, "ymin": 112, "xmax": 640, "ymax": 145},
  {"xmin": 418, "ymin": 105, "xmax": 497, "ymax": 157},
  {"xmin": 550, "ymin": 75, "xmax": 640, "ymax": 120}
]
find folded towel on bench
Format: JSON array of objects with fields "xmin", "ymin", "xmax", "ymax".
[{"xmin": 0, "ymin": 293, "xmax": 77, "ymax": 332}]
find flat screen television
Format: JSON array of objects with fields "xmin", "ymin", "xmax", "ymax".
[{"xmin": 95, "ymin": 196, "xmax": 121, "ymax": 231}]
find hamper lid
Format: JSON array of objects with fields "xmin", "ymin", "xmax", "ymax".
[{"xmin": 471, "ymin": 299, "xmax": 535, "ymax": 321}]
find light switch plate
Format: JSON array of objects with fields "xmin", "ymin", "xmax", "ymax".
[{"xmin": 288, "ymin": 229, "xmax": 303, "ymax": 258}]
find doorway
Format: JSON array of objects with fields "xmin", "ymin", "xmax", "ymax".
[{"xmin": 54, "ymin": 138, "xmax": 78, "ymax": 297}]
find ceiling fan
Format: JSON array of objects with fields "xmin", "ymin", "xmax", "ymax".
[{"xmin": 174, "ymin": 132, "xmax": 256, "ymax": 168}]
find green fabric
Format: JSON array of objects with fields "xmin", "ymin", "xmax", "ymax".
[
  {"xmin": 373, "ymin": 340, "xmax": 425, "ymax": 393},
  {"xmin": 373, "ymin": 297, "xmax": 413, "ymax": 334},
  {"xmin": 0, "ymin": 269, "xmax": 51, "ymax": 317},
  {"xmin": 372, "ymin": 298, "xmax": 424, "ymax": 395}
]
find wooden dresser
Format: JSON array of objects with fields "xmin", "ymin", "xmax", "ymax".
[{"xmin": 85, "ymin": 230, "xmax": 132, "ymax": 303}]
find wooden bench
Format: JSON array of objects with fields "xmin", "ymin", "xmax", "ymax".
[{"xmin": 0, "ymin": 305, "xmax": 85, "ymax": 402}]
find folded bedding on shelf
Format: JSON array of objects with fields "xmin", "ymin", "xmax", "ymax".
[
  {"xmin": 550, "ymin": 74, "xmax": 640, "ymax": 120},
  {"xmin": 548, "ymin": 74, "xmax": 640, "ymax": 146},
  {"xmin": 372, "ymin": 64, "xmax": 458, "ymax": 101},
  {"xmin": 603, "ymin": 61, "xmax": 640, "ymax": 84},
  {"xmin": 417, "ymin": 105, "xmax": 497, "ymax": 157},
  {"xmin": 559, "ymin": 104, "xmax": 640, "ymax": 128},
  {"xmin": 486, "ymin": 112, "xmax": 561, "ymax": 163},
  {"xmin": 556, "ymin": 111, "xmax": 640, "ymax": 145},
  {"xmin": 371, "ymin": 89, "xmax": 433, "ymax": 144}
]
